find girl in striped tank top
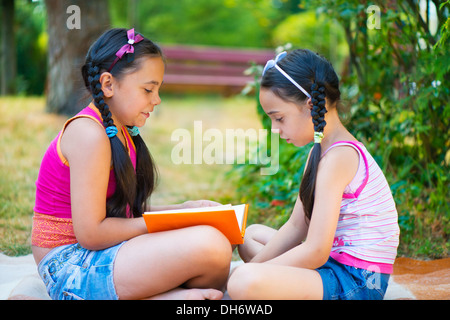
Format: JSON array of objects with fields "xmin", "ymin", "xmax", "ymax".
[{"xmin": 228, "ymin": 49, "xmax": 400, "ymax": 300}]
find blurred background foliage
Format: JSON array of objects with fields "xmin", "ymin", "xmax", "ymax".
[
  {"xmin": 2, "ymin": 0, "xmax": 47, "ymax": 95},
  {"xmin": 4, "ymin": 0, "xmax": 349, "ymax": 95},
  {"xmin": 0, "ymin": 0, "xmax": 448, "ymax": 258}
]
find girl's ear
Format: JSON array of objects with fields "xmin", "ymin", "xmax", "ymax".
[
  {"xmin": 99, "ymin": 72, "xmax": 114, "ymax": 98},
  {"xmin": 306, "ymin": 97, "xmax": 313, "ymax": 110}
]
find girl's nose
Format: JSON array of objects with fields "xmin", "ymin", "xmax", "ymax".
[{"xmin": 152, "ymin": 92, "xmax": 161, "ymax": 106}]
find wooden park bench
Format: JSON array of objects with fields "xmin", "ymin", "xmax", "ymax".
[{"xmin": 160, "ymin": 44, "xmax": 274, "ymax": 95}]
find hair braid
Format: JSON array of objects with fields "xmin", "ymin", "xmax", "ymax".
[
  {"xmin": 299, "ymin": 82, "xmax": 328, "ymax": 221},
  {"xmin": 88, "ymin": 64, "xmax": 114, "ymax": 128},
  {"xmin": 131, "ymin": 134, "xmax": 158, "ymax": 214},
  {"xmin": 86, "ymin": 63, "xmax": 137, "ymax": 218},
  {"xmin": 310, "ymin": 83, "xmax": 327, "ymax": 133}
]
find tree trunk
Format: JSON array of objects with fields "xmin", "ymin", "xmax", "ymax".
[
  {"xmin": 1, "ymin": 0, "xmax": 17, "ymax": 95},
  {"xmin": 45, "ymin": 0, "xmax": 110, "ymax": 115}
]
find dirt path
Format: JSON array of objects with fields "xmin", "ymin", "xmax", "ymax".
[{"xmin": 391, "ymin": 257, "xmax": 450, "ymax": 300}]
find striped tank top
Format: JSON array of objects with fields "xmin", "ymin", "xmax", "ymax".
[{"xmin": 323, "ymin": 141, "xmax": 399, "ymax": 274}]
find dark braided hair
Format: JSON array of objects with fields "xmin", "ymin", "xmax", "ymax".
[
  {"xmin": 261, "ymin": 49, "xmax": 340, "ymax": 221},
  {"xmin": 81, "ymin": 28, "xmax": 162, "ymax": 218}
]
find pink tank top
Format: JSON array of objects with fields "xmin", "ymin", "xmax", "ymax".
[{"xmin": 32, "ymin": 103, "xmax": 137, "ymax": 247}]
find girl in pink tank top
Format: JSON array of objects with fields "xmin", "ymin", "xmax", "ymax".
[
  {"xmin": 32, "ymin": 28, "xmax": 232, "ymax": 300},
  {"xmin": 228, "ymin": 49, "xmax": 399, "ymax": 300}
]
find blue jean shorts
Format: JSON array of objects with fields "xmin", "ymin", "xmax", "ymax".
[
  {"xmin": 316, "ymin": 257, "xmax": 390, "ymax": 300},
  {"xmin": 37, "ymin": 242, "xmax": 125, "ymax": 300}
]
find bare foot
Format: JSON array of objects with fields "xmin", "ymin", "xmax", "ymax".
[{"xmin": 147, "ymin": 287, "xmax": 223, "ymax": 300}]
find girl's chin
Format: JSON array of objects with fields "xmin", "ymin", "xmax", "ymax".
[{"xmin": 290, "ymin": 140, "xmax": 309, "ymax": 148}]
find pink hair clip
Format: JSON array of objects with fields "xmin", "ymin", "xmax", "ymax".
[{"xmin": 108, "ymin": 28, "xmax": 144, "ymax": 72}]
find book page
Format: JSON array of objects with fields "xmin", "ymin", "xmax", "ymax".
[
  {"xmin": 232, "ymin": 204, "xmax": 246, "ymax": 231},
  {"xmin": 144, "ymin": 204, "xmax": 233, "ymax": 215}
]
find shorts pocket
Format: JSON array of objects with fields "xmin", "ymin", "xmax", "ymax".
[{"xmin": 39, "ymin": 263, "xmax": 56, "ymax": 290}]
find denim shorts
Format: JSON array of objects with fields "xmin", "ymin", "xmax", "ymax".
[
  {"xmin": 316, "ymin": 257, "xmax": 390, "ymax": 300},
  {"xmin": 37, "ymin": 242, "xmax": 125, "ymax": 300}
]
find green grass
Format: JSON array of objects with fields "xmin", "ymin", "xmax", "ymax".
[
  {"xmin": 0, "ymin": 95, "xmax": 260, "ymax": 256},
  {"xmin": 0, "ymin": 97, "xmax": 67, "ymax": 255}
]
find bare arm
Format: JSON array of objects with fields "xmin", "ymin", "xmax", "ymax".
[
  {"xmin": 249, "ymin": 149, "xmax": 314, "ymax": 263},
  {"xmin": 262, "ymin": 146, "xmax": 359, "ymax": 269},
  {"xmin": 61, "ymin": 118, "xmax": 147, "ymax": 251},
  {"xmin": 249, "ymin": 195, "xmax": 309, "ymax": 263}
]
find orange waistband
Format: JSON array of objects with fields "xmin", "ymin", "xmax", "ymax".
[{"xmin": 31, "ymin": 212, "xmax": 77, "ymax": 248}]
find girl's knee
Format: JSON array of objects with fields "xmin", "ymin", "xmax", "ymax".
[
  {"xmin": 238, "ymin": 224, "xmax": 274, "ymax": 262},
  {"xmin": 189, "ymin": 225, "xmax": 232, "ymax": 266},
  {"xmin": 196, "ymin": 225, "xmax": 231, "ymax": 249},
  {"xmin": 242, "ymin": 224, "xmax": 261, "ymax": 240},
  {"xmin": 227, "ymin": 263, "xmax": 262, "ymax": 299}
]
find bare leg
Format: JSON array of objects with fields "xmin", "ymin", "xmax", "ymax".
[
  {"xmin": 238, "ymin": 224, "xmax": 277, "ymax": 262},
  {"xmin": 113, "ymin": 225, "xmax": 232, "ymax": 300},
  {"xmin": 227, "ymin": 262, "xmax": 323, "ymax": 300},
  {"xmin": 146, "ymin": 287, "xmax": 224, "ymax": 300}
]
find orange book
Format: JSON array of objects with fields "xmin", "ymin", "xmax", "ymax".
[{"xmin": 143, "ymin": 204, "xmax": 249, "ymax": 244}]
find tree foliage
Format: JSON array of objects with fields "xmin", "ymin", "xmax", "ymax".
[
  {"xmin": 109, "ymin": 0, "xmax": 295, "ymax": 48},
  {"xmin": 0, "ymin": 0, "xmax": 47, "ymax": 95},
  {"xmin": 6, "ymin": 0, "xmax": 304, "ymax": 95}
]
